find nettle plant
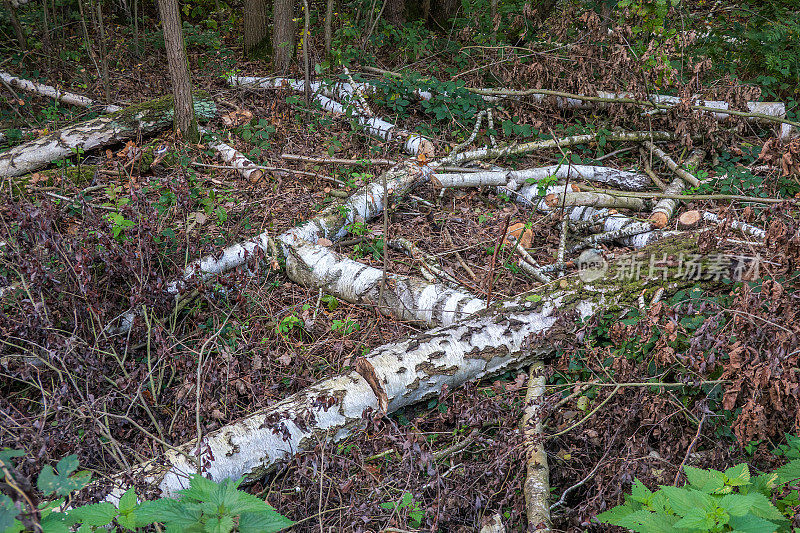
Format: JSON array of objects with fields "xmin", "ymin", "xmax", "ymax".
[
  {"xmin": 0, "ymin": 449, "xmax": 293, "ymax": 533},
  {"xmin": 596, "ymin": 459, "xmax": 800, "ymax": 532}
]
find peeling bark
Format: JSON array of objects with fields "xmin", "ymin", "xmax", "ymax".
[
  {"xmin": 101, "ymin": 234, "xmax": 720, "ymax": 502},
  {"xmin": 0, "ymin": 94, "xmax": 216, "ymax": 178},
  {"xmin": 281, "ymin": 237, "xmax": 486, "ymax": 327}
]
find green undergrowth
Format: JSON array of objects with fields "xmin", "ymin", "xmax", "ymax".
[
  {"xmin": 597, "ymin": 456, "xmax": 800, "ymax": 531},
  {"xmin": 0, "ymin": 449, "xmax": 293, "ymax": 533}
]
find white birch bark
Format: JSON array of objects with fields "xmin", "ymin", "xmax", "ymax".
[
  {"xmin": 0, "ymin": 95, "xmax": 216, "ymax": 178},
  {"xmin": 702, "ymin": 211, "xmax": 766, "ymax": 240},
  {"xmin": 101, "ymin": 234, "xmax": 711, "ymax": 502},
  {"xmin": 544, "ymin": 191, "xmax": 645, "ymax": 210},
  {"xmin": 173, "ymin": 161, "xmax": 431, "ymax": 291},
  {"xmin": 0, "ymin": 71, "xmax": 121, "ymax": 113},
  {"xmin": 200, "ymin": 128, "xmax": 264, "ymax": 182},
  {"xmin": 522, "ymin": 361, "xmax": 550, "ymax": 532},
  {"xmin": 229, "ymin": 76, "xmax": 434, "ymax": 156},
  {"xmin": 437, "ymin": 131, "xmax": 678, "ymax": 166},
  {"xmin": 280, "ymin": 236, "xmax": 486, "ymax": 326},
  {"xmin": 516, "ymin": 185, "xmax": 660, "ymax": 249},
  {"xmin": 434, "ymin": 164, "xmax": 652, "ymax": 191},
  {"xmin": 648, "ymin": 149, "xmax": 705, "ymax": 228}
]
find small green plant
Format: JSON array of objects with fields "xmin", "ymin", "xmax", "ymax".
[
  {"xmin": 331, "ymin": 318, "xmax": 360, "ymax": 335},
  {"xmin": 321, "ymin": 295, "xmax": 339, "ymax": 311},
  {"xmin": 380, "ymin": 491, "xmax": 425, "ymax": 529},
  {"xmin": 0, "ymin": 448, "xmax": 293, "ymax": 533},
  {"xmin": 596, "ymin": 460, "xmax": 800, "ymax": 532},
  {"xmin": 276, "ymin": 314, "xmax": 303, "ymax": 337}
]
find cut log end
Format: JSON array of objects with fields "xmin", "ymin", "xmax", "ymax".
[
  {"xmin": 246, "ymin": 169, "xmax": 265, "ymax": 183},
  {"xmin": 649, "ymin": 212, "xmax": 669, "ymax": 229},
  {"xmin": 677, "ymin": 210, "xmax": 702, "ymax": 230}
]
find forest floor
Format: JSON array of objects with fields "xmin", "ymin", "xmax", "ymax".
[{"xmin": 2, "ymin": 3, "xmax": 800, "ymax": 531}]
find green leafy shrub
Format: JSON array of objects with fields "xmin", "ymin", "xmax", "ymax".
[
  {"xmin": 692, "ymin": 1, "xmax": 800, "ymax": 96},
  {"xmin": 596, "ymin": 460, "xmax": 800, "ymax": 532},
  {"xmin": 0, "ymin": 448, "xmax": 293, "ymax": 533}
]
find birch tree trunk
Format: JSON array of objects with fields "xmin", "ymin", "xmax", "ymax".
[
  {"xmin": 0, "ymin": 94, "xmax": 216, "ymax": 178},
  {"xmin": 157, "ymin": 0, "xmax": 198, "ymax": 142},
  {"xmin": 101, "ymin": 234, "xmax": 720, "ymax": 502}
]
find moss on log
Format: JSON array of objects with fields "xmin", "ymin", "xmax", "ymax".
[{"xmin": 0, "ymin": 93, "xmax": 216, "ymax": 178}]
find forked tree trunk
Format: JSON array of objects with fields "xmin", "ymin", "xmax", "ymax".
[
  {"xmin": 157, "ymin": 0, "xmax": 198, "ymax": 142},
  {"xmin": 272, "ymin": 0, "xmax": 295, "ymax": 72},
  {"xmin": 243, "ymin": 0, "xmax": 270, "ymax": 57}
]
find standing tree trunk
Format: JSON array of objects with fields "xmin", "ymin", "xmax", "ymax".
[
  {"xmin": 243, "ymin": 0, "xmax": 270, "ymax": 57},
  {"xmin": 324, "ymin": 0, "xmax": 334, "ymax": 57},
  {"xmin": 157, "ymin": 0, "xmax": 198, "ymax": 142},
  {"xmin": 1, "ymin": 0, "xmax": 27, "ymax": 50},
  {"xmin": 272, "ymin": 0, "xmax": 295, "ymax": 72}
]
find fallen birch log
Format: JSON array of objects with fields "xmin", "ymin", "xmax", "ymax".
[
  {"xmin": 701, "ymin": 211, "xmax": 766, "ymax": 240},
  {"xmin": 229, "ymin": 76, "xmax": 434, "ymax": 157},
  {"xmin": 174, "ymin": 161, "xmax": 430, "ymax": 291},
  {"xmin": 0, "ymin": 72, "xmax": 264, "ymax": 185},
  {"xmin": 434, "ymin": 164, "xmax": 652, "ymax": 191},
  {"xmin": 648, "ymin": 148, "xmax": 706, "ymax": 228},
  {"xmin": 465, "ymin": 87, "xmax": 795, "ymax": 139},
  {"xmin": 0, "ymin": 71, "xmax": 122, "ymax": 114},
  {"xmin": 516, "ymin": 184, "xmax": 663, "ymax": 250},
  {"xmin": 281, "ymin": 236, "xmax": 486, "ymax": 326},
  {"xmin": 522, "ymin": 361, "xmax": 551, "ymax": 532},
  {"xmin": 101, "ymin": 234, "xmax": 719, "ymax": 502},
  {"xmin": 0, "ymin": 94, "xmax": 216, "ymax": 178},
  {"xmin": 437, "ymin": 131, "xmax": 679, "ymax": 166},
  {"xmin": 200, "ymin": 129, "xmax": 264, "ymax": 182},
  {"xmin": 544, "ymin": 191, "xmax": 645, "ymax": 210}
]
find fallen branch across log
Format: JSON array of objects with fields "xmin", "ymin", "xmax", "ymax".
[
  {"xmin": 100, "ymin": 233, "xmax": 722, "ymax": 502},
  {"xmin": 0, "ymin": 94, "xmax": 216, "ymax": 178},
  {"xmin": 436, "ymin": 131, "xmax": 679, "ymax": 166},
  {"xmin": 434, "ymin": 164, "xmax": 652, "ymax": 191}
]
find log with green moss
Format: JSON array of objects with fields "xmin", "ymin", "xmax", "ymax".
[{"xmin": 0, "ymin": 94, "xmax": 216, "ymax": 178}]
